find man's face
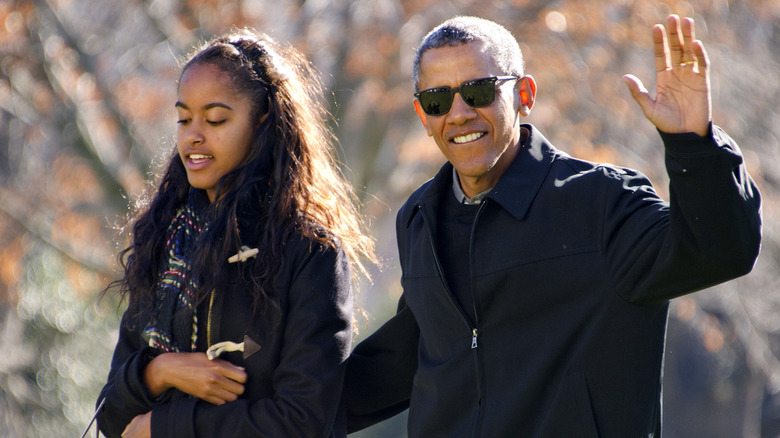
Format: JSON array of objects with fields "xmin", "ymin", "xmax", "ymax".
[{"xmin": 414, "ymin": 41, "xmax": 530, "ymax": 197}]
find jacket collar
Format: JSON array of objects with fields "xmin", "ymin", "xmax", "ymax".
[
  {"xmin": 486, "ymin": 125, "xmax": 557, "ymax": 220},
  {"xmin": 409, "ymin": 124, "xmax": 557, "ymax": 225}
]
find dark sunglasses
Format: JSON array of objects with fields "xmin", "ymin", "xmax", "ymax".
[{"xmin": 414, "ymin": 76, "xmax": 519, "ymax": 116}]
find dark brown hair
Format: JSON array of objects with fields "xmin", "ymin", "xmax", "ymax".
[{"xmin": 109, "ymin": 28, "xmax": 375, "ymax": 316}]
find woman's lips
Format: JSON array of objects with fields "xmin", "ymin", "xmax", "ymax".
[{"xmin": 187, "ymin": 153, "xmax": 213, "ymax": 169}]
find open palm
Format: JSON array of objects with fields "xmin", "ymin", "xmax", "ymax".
[{"xmin": 624, "ymin": 15, "xmax": 711, "ymax": 137}]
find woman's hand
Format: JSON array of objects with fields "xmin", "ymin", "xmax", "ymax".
[
  {"xmin": 143, "ymin": 352, "xmax": 247, "ymax": 404},
  {"xmin": 122, "ymin": 412, "xmax": 151, "ymax": 438}
]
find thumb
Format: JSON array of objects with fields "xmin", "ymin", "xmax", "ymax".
[{"xmin": 623, "ymin": 74, "xmax": 653, "ymax": 115}]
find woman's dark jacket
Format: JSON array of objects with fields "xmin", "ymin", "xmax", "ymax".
[
  {"xmin": 96, "ymin": 212, "xmax": 353, "ymax": 437},
  {"xmin": 343, "ymin": 124, "xmax": 762, "ymax": 437}
]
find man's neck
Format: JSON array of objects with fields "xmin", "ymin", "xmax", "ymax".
[{"xmin": 456, "ymin": 127, "xmax": 529, "ymax": 198}]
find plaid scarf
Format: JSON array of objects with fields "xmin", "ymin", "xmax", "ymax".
[{"xmin": 143, "ymin": 192, "xmax": 205, "ymax": 352}]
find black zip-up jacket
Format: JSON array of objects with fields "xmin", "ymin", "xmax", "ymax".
[
  {"xmin": 344, "ymin": 124, "xmax": 761, "ymax": 437},
  {"xmin": 96, "ymin": 219, "xmax": 353, "ymax": 437}
]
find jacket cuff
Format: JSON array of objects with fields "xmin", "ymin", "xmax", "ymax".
[
  {"xmin": 151, "ymin": 397, "xmax": 197, "ymax": 437},
  {"xmin": 114, "ymin": 346, "xmax": 164, "ymax": 410},
  {"xmin": 659, "ymin": 123, "xmax": 733, "ymax": 157}
]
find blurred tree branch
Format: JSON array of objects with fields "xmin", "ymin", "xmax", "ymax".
[
  {"xmin": 32, "ymin": 0, "xmax": 146, "ymax": 199},
  {"xmin": 0, "ymin": 1, "xmax": 778, "ymax": 437}
]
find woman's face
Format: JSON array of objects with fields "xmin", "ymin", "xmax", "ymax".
[{"xmin": 176, "ymin": 62, "xmax": 255, "ymax": 202}]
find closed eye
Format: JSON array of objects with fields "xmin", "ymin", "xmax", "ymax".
[{"xmin": 207, "ymin": 120, "xmax": 226, "ymax": 126}]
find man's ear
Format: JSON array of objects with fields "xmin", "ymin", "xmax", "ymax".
[
  {"xmin": 413, "ymin": 99, "xmax": 433, "ymax": 136},
  {"xmin": 517, "ymin": 75, "xmax": 537, "ymax": 117}
]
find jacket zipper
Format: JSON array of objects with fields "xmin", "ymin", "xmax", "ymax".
[
  {"xmin": 207, "ymin": 289, "xmax": 216, "ymax": 349},
  {"xmin": 418, "ymin": 202, "xmax": 485, "ymax": 437},
  {"xmin": 418, "ymin": 204, "xmax": 477, "ymax": 342},
  {"xmin": 469, "ymin": 201, "xmax": 488, "ymax": 437}
]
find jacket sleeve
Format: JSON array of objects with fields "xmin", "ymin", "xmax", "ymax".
[
  {"xmin": 606, "ymin": 124, "xmax": 762, "ymax": 304},
  {"xmin": 340, "ymin": 202, "xmax": 421, "ymax": 433},
  {"xmin": 96, "ymin": 307, "xmax": 165, "ymax": 438},
  {"xmin": 341, "ymin": 294, "xmax": 419, "ymax": 433},
  {"xmin": 149, "ymin": 242, "xmax": 354, "ymax": 437}
]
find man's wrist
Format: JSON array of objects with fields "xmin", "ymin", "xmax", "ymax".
[{"xmin": 659, "ymin": 122, "xmax": 716, "ymax": 156}]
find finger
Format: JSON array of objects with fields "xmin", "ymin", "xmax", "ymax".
[
  {"xmin": 228, "ymin": 369, "xmax": 248, "ymax": 384},
  {"xmin": 667, "ymin": 14, "xmax": 683, "ymax": 65},
  {"xmin": 202, "ymin": 365, "xmax": 245, "ymax": 395},
  {"xmin": 202, "ymin": 368, "xmax": 244, "ymax": 392},
  {"xmin": 202, "ymin": 394, "xmax": 228, "ymax": 405},
  {"xmin": 214, "ymin": 359, "xmax": 248, "ymax": 383},
  {"xmin": 204, "ymin": 386, "xmax": 242, "ymax": 405},
  {"xmin": 681, "ymin": 17, "xmax": 696, "ymax": 62},
  {"xmin": 693, "ymin": 39, "xmax": 710, "ymax": 75},
  {"xmin": 218, "ymin": 375, "xmax": 246, "ymax": 395},
  {"xmin": 653, "ymin": 25, "xmax": 669, "ymax": 72},
  {"xmin": 623, "ymin": 75, "xmax": 654, "ymax": 117}
]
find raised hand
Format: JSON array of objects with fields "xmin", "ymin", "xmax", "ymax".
[
  {"xmin": 143, "ymin": 352, "xmax": 247, "ymax": 405},
  {"xmin": 623, "ymin": 14, "xmax": 711, "ymax": 137}
]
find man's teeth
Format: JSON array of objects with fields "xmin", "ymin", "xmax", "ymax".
[{"xmin": 453, "ymin": 132, "xmax": 484, "ymax": 144}]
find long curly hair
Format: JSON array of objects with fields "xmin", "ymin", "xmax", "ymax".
[{"xmin": 110, "ymin": 29, "xmax": 375, "ymax": 315}]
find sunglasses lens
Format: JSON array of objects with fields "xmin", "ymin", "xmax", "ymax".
[
  {"xmin": 462, "ymin": 82, "xmax": 496, "ymax": 108},
  {"xmin": 419, "ymin": 90, "xmax": 452, "ymax": 116},
  {"xmin": 416, "ymin": 77, "xmax": 505, "ymax": 115}
]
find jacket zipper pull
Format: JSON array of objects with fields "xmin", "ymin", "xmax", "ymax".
[{"xmin": 471, "ymin": 328, "xmax": 478, "ymax": 349}]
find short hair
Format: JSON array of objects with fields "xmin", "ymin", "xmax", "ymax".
[{"xmin": 413, "ymin": 16, "xmax": 525, "ymax": 90}]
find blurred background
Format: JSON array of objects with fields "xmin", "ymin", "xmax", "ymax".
[{"xmin": 0, "ymin": 0, "xmax": 778, "ymax": 436}]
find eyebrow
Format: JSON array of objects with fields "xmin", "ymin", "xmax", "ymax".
[{"xmin": 174, "ymin": 101, "xmax": 234, "ymax": 111}]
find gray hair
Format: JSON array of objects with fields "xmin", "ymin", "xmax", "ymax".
[{"xmin": 413, "ymin": 16, "xmax": 525, "ymax": 90}]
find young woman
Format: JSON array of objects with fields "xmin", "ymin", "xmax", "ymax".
[{"xmin": 95, "ymin": 29, "xmax": 375, "ymax": 438}]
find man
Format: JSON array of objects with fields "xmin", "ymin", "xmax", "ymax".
[{"xmin": 343, "ymin": 15, "xmax": 761, "ymax": 437}]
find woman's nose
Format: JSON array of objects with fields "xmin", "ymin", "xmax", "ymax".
[{"xmin": 184, "ymin": 121, "xmax": 204, "ymax": 145}]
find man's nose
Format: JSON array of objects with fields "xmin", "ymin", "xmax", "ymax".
[{"xmin": 447, "ymin": 91, "xmax": 477, "ymax": 120}]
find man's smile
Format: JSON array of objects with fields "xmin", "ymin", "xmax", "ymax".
[{"xmin": 452, "ymin": 132, "xmax": 486, "ymax": 144}]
